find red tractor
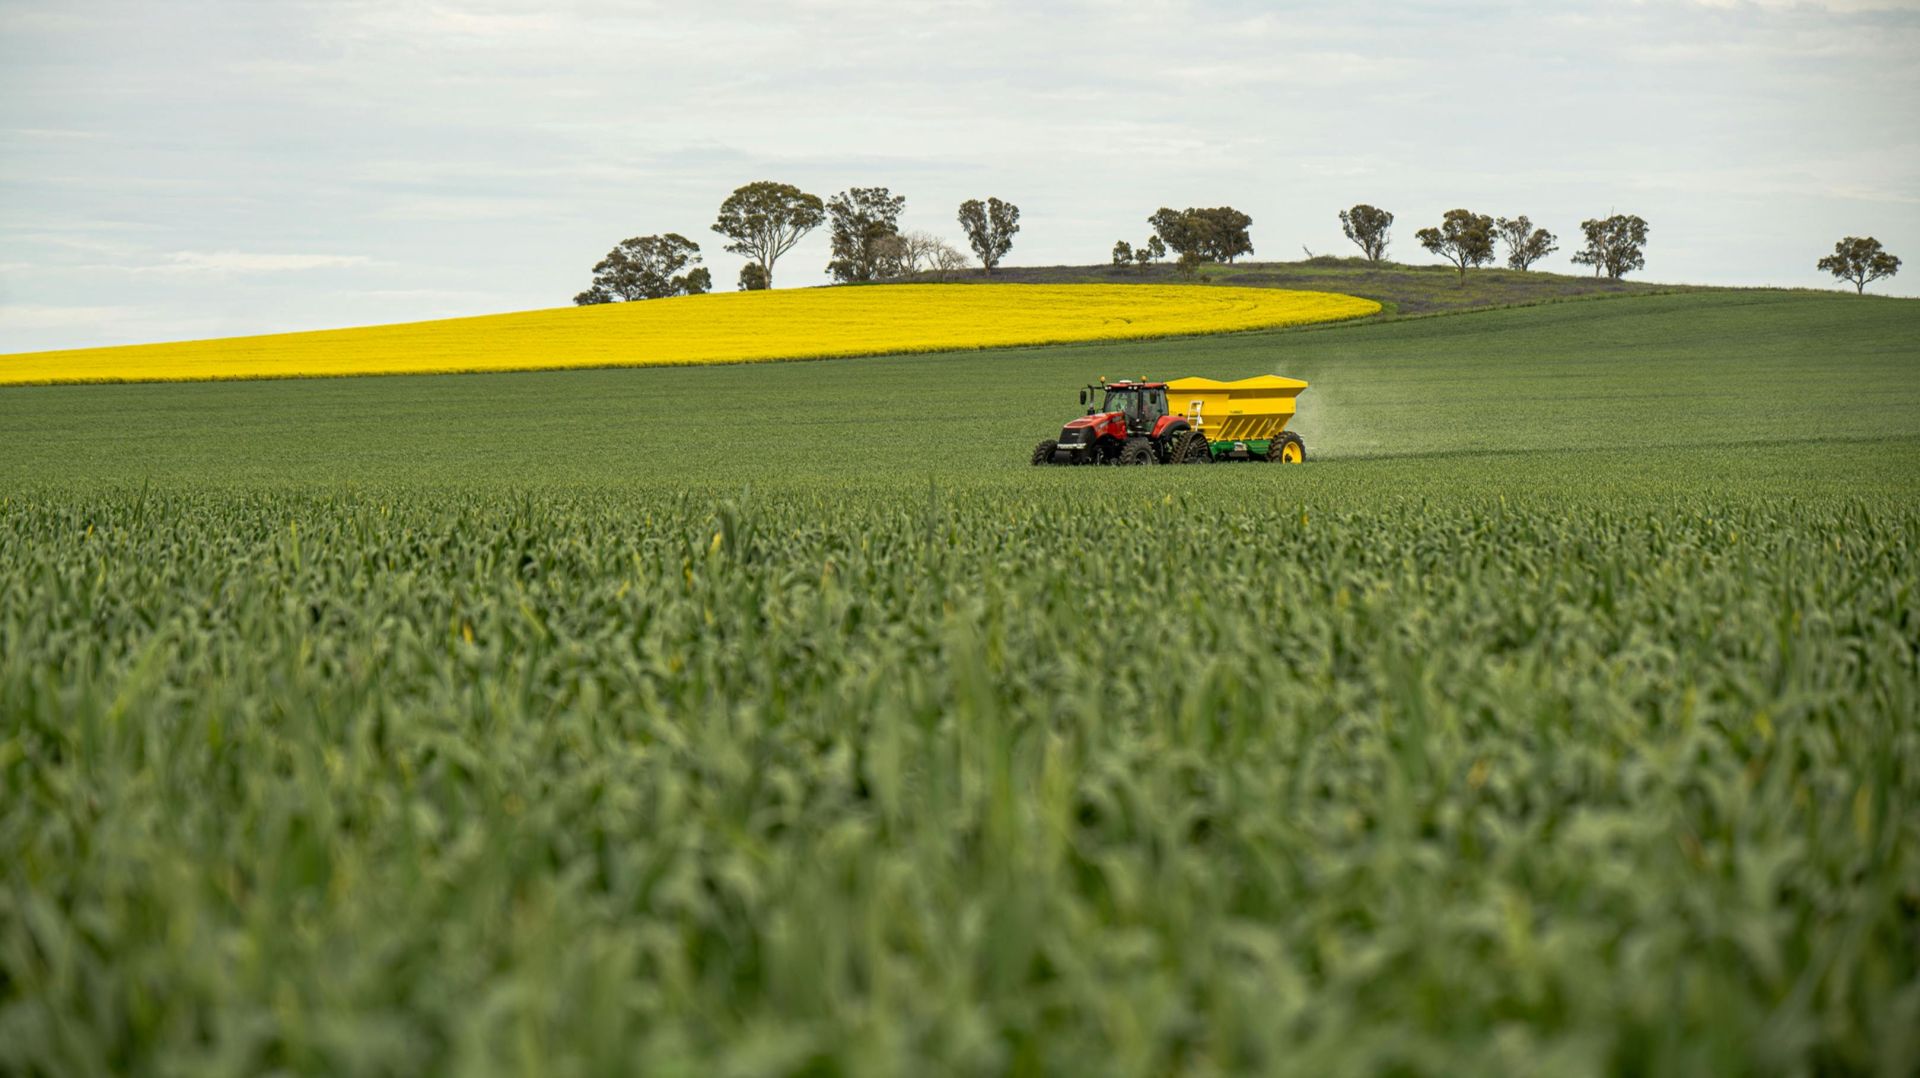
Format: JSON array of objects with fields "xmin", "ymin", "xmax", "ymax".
[{"xmin": 1030, "ymin": 379, "xmax": 1204, "ymax": 465}]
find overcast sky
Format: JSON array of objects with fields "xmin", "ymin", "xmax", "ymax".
[{"xmin": 2, "ymin": 0, "xmax": 1916, "ymax": 353}]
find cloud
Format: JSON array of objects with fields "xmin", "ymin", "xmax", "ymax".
[
  {"xmin": 1677, "ymin": 0, "xmax": 1920, "ymax": 10},
  {"xmin": 0, "ymin": 303, "xmax": 143, "ymax": 331},
  {"xmin": 370, "ymin": 195, "xmax": 558, "ymax": 222},
  {"xmin": 6, "ymin": 127, "xmax": 109, "ymax": 140},
  {"xmin": 143, "ymin": 251, "xmax": 374, "ymax": 274},
  {"xmin": 350, "ymin": 2, "xmax": 565, "ymax": 42}
]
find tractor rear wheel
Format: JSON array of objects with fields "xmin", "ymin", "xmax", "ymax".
[
  {"xmin": 1031, "ymin": 439, "xmax": 1059, "ymax": 466},
  {"xmin": 1118, "ymin": 437, "xmax": 1157, "ymax": 465},
  {"xmin": 1172, "ymin": 430, "xmax": 1211, "ymax": 464},
  {"xmin": 1267, "ymin": 431, "xmax": 1306, "ymax": 464}
]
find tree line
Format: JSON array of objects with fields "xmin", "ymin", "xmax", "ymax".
[
  {"xmin": 575, "ymin": 183, "xmax": 1022, "ymax": 305},
  {"xmin": 1338, "ymin": 205, "xmax": 1647, "ymax": 281},
  {"xmin": 576, "ymin": 188, "xmax": 1903, "ymax": 303},
  {"xmin": 1109, "ymin": 204, "xmax": 1650, "ymax": 283},
  {"xmin": 1337, "ymin": 205, "xmax": 1900, "ymax": 292}
]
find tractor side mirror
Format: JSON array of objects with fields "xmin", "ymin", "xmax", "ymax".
[{"xmin": 1078, "ymin": 389, "xmax": 1088, "ymax": 406}]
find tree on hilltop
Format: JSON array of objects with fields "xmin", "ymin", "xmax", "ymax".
[
  {"xmin": 1149, "ymin": 206, "xmax": 1253, "ymax": 268},
  {"xmin": 869, "ymin": 235, "xmax": 908, "ymax": 278},
  {"xmin": 1415, "ymin": 209, "xmax": 1496, "ymax": 282},
  {"xmin": 827, "ymin": 187, "xmax": 907, "ymax": 283},
  {"xmin": 1817, "ymin": 236, "xmax": 1901, "ymax": 294},
  {"xmin": 711, "ymin": 181, "xmax": 825, "ymax": 289},
  {"xmin": 1135, "ymin": 235, "xmax": 1166, "ymax": 272},
  {"xmin": 1112, "ymin": 236, "xmax": 1166, "ymax": 273},
  {"xmin": 573, "ymin": 234, "xmax": 711, "ymax": 304},
  {"xmin": 737, "ymin": 262, "xmax": 769, "ymax": 291},
  {"xmin": 930, "ymin": 239, "xmax": 972, "ymax": 280},
  {"xmin": 1571, "ymin": 214, "xmax": 1649, "ymax": 279},
  {"xmin": 890, "ymin": 230, "xmax": 955, "ymax": 276},
  {"xmin": 1495, "ymin": 215, "xmax": 1558, "ymax": 271},
  {"xmin": 1193, "ymin": 207, "xmax": 1253, "ymax": 262},
  {"xmin": 1148, "ymin": 209, "xmax": 1202, "ymax": 274},
  {"xmin": 1339, "ymin": 204, "xmax": 1394, "ymax": 263},
  {"xmin": 1149, "ymin": 207, "xmax": 1254, "ymax": 277},
  {"xmin": 958, "ymin": 197, "xmax": 1020, "ymax": 275}
]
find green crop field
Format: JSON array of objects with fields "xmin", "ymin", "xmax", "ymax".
[{"xmin": 3, "ymin": 289, "xmax": 1918, "ymax": 1075}]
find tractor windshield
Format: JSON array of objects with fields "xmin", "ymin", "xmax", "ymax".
[{"xmin": 1104, "ymin": 388, "xmax": 1165, "ymax": 424}]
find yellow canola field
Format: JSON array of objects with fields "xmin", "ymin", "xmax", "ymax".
[{"xmin": 0, "ymin": 284, "xmax": 1381, "ymax": 386}]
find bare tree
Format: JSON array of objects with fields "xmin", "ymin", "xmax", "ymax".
[
  {"xmin": 868, "ymin": 235, "xmax": 909, "ymax": 279},
  {"xmin": 930, "ymin": 241, "xmax": 971, "ymax": 281},
  {"xmin": 891, "ymin": 230, "xmax": 946, "ymax": 275}
]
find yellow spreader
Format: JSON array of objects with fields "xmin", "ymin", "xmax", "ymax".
[{"xmin": 1166, "ymin": 375, "xmax": 1309, "ymax": 462}]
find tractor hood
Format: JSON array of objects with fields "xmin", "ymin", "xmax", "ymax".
[{"xmin": 1063, "ymin": 413, "xmax": 1116, "ymax": 430}]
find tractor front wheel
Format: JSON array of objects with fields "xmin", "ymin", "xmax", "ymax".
[
  {"xmin": 1031, "ymin": 439, "xmax": 1059, "ymax": 466},
  {"xmin": 1118, "ymin": 437, "xmax": 1157, "ymax": 466},
  {"xmin": 1267, "ymin": 431, "xmax": 1306, "ymax": 464}
]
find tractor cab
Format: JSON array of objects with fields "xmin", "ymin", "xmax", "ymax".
[{"xmin": 1085, "ymin": 380, "xmax": 1170, "ymax": 435}]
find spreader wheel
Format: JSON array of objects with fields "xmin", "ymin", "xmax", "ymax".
[
  {"xmin": 1267, "ymin": 431, "xmax": 1306, "ymax": 464},
  {"xmin": 1118, "ymin": 437, "xmax": 1157, "ymax": 466},
  {"xmin": 1031, "ymin": 439, "xmax": 1059, "ymax": 466}
]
